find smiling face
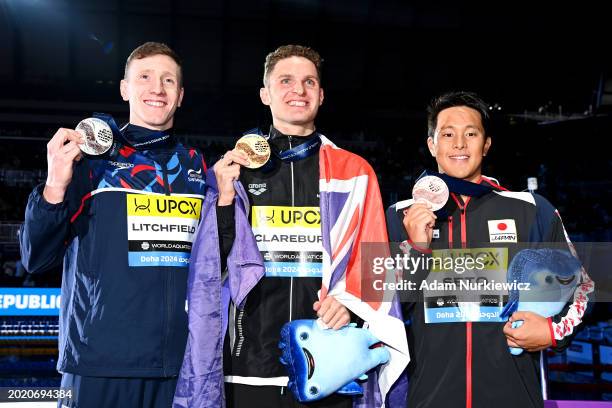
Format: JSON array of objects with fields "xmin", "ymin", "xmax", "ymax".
[
  {"xmin": 260, "ymin": 56, "xmax": 324, "ymax": 136},
  {"xmin": 120, "ymin": 54, "xmax": 184, "ymax": 131},
  {"xmin": 427, "ymin": 106, "xmax": 491, "ymax": 182}
]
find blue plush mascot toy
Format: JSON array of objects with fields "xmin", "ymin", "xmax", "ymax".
[
  {"xmin": 500, "ymin": 248, "xmax": 581, "ymax": 355},
  {"xmin": 279, "ymin": 319, "xmax": 390, "ymax": 402}
]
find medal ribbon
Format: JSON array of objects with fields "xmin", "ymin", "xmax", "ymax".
[
  {"xmin": 94, "ymin": 112, "xmax": 173, "ymax": 150},
  {"xmin": 242, "ymin": 127, "xmax": 321, "ymax": 163},
  {"xmin": 418, "ymin": 170, "xmax": 493, "ymax": 198}
]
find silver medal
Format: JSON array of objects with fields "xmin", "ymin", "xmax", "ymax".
[{"xmin": 76, "ymin": 117, "xmax": 113, "ymax": 156}]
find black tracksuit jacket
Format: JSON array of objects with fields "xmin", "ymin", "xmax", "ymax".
[{"xmin": 386, "ymin": 175, "xmax": 592, "ymax": 408}]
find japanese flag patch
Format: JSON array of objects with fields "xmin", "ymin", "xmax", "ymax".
[{"xmin": 487, "ymin": 219, "xmax": 518, "ymax": 243}]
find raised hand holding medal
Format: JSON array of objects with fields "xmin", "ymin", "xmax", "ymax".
[
  {"xmin": 43, "ymin": 119, "xmax": 106, "ymax": 204},
  {"xmin": 214, "ymin": 134, "xmax": 271, "ymax": 205},
  {"xmin": 402, "ymin": 175, "xmax": 449, "ymax": 248}
]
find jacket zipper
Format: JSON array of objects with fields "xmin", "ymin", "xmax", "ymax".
[
  {"xmin": 234, "ymin": 307, "xmax": 245, "ymax": 356},
  {"xmin": 288, "ymin": 136, "xmax": 295, "ymax": 322},
  {"xmin": 450, "ymin": 193, "xmax": 472, "ymax": 408},
  {"xmin": 448, "ymin": 216, "xmax": 454, "ymax": 248},
  {"xmin": 161, "ymin": 157, "xmax": 172, "ymax": 374},
  {"xmin": 461, "ymin": 198, "xmax": 471, "ymax": 408},
  {"xmin": 466, "ymin": 319, "xmax": 473, "ymax": 408},
  {"xmin": 162, "ymin": 161, "xmax": 171, "ymax": 195}
]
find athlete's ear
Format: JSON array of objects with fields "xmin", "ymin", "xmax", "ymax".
[
  {"xmin": 120, "ymin": 79, "xmax": 129, "ymax": 101},
  {"xmin": 260, "ymin": 87, "xmax": 271, "ymax": 106},
  {"xmin": 427, "ymin": 136, "xmax": 437, "ymax": 157},
  {"xmin": 483, "ymin": 136, "xmax": 491, "ymax": 156},
  {"xmin": 319, "ymin": 87, "xmax": 324, "ymax": 106},
  {"xmin": 177, "ymin": 87, "xmax": 184, "ymax": 108}
]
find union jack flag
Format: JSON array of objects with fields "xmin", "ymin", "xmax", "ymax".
[{"xmin": 318, "ymin": 136, "xmax": 409, "ymax": 407}]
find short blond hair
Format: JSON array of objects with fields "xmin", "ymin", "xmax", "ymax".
[{"xmin": 124, "ymin": 42, "xmax": 183, "ymax": 86}]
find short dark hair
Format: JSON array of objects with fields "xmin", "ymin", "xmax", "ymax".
[
  {"xmin": 124, "ymin": 42, "xmax": 183, "ymax": 86},
  {"xmin": 263, "ymin": 44, "xmax": 323, "ymax": 86},
  {"xmin": 427, "ymin": 91, "xmax": 490, "ymax": 138}
]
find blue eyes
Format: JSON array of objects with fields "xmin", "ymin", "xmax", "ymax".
[
  {"xmin": 138, "ymin": 75, "xmax": 176, "ymax": 86},
  {"xmin": 279, "ymin": 79, "xmax": 316, "ymax": 86}
]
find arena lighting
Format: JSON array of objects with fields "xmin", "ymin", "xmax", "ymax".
[
  {"xmin": 527, "ymin": 177, "xmax": 538, "ymax": 193},
  {"xmin": 2, "ymin": 0, "xmax": 113, "ymax": 54},
  {"xmin": 1, "ymin": 0, "xmax": 68, "ymax": 35},
  {"xmin": 89, "ymin": 33, "xmax": 114, "ymax": 54},
  {"xmin": 510, "ymin": 111, "xmax": 603, "ymax": 125},
  {"xmin": 1, "ymin": 0, "xmax": 49, "ymax": 8}
]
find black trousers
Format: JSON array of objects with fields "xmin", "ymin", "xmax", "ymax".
[
  {"xmin": 225, "ymin": 383, "xmax": 354, "ymax": 408},
  {"xmin": 58, "ymin": 373, "xmax": 177, "ymax": 408}
]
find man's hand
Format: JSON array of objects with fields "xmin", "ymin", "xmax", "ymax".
[
  {"xmin": 213, "ymin": 149, "xmax": 249, "ymax": 206},
  {"xmin": 402, "ymin": 202, "xmax": 437, "ymax": 248},
  {"xmin": 503, "ymin": 311, "xmax": 553, "ymax": 352},
  {"xmin": 313, "ymin": 297, "xmax": 350, "ymax": 330},
  {"xmin": 43, "ymin": 128, "xmax": 84, "ymax": 204}
]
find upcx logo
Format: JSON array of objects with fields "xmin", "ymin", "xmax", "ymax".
[
  {"xmin": 252, "ymin": 206, "xmax": 320, "ymax": 228},
  {"xmin": 133, "ymin": 197, "xmax": 151, "ymax": 212},
  {"xmin": 127, "ymin": 194, "xmax": 202, "ymax": 219}
]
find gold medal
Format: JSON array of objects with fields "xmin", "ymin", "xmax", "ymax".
[{"xmin": 235, "ymin": 134, "xmax": 271, "ymax": 169}]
